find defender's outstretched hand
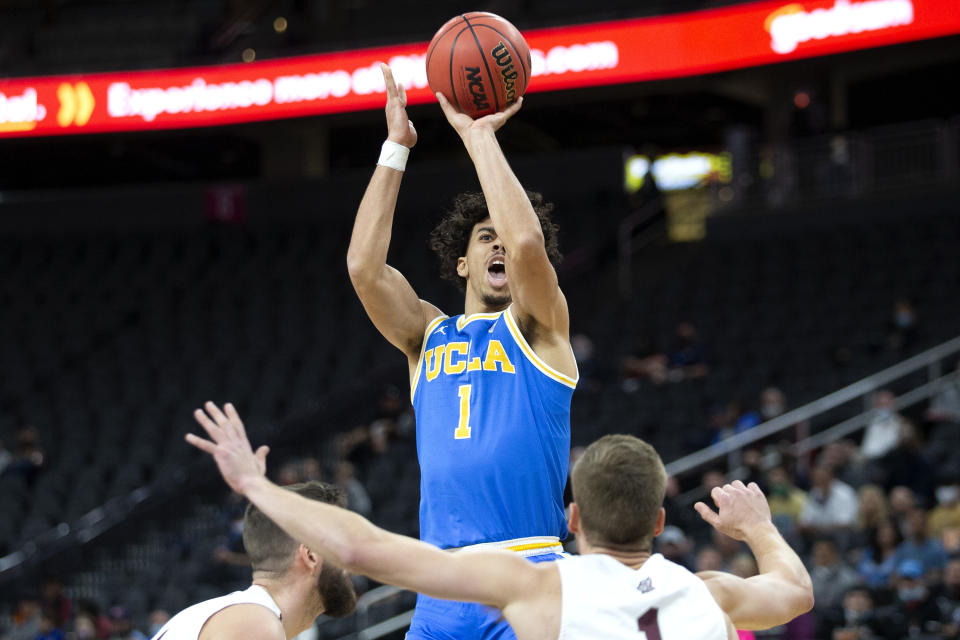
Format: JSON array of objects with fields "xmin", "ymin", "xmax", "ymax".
[
  {"xmin": 436, "ymin": 92, "xmax": 522, "ymax": 139},
  {"xmin": 694, "ymin": 480, "xmax": 773, "ymax": 541},
  {"xmin": 186, "ymin": 402, "xmax": 269, "ymax": 496},
  {"xmin": 382, "ymin": 64, "xmax": 417, "ymax": 148}
]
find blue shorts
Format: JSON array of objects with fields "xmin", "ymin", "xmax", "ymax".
[{"xmin": 405, "ymin": 552, "xmax": 565, "ymax": 640}]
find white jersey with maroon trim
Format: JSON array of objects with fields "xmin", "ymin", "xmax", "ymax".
[
  {"xmin": 149, "ymin": 585, "xmax": 281, "ymax": 640},
  {"xmin": 557, "ymin": 553, "xmax": 729, "ymax": 639}
]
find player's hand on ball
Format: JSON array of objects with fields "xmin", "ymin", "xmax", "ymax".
[
  {"xmin": 694, "ymin": 480, "xmax": 773, "ymax": 541},
  {"xmin": 186, "ymin": 401, "xmax": 270, "ymax": 496},
  {"xmin": 381, "ymin": 63, "xmax": 417, "ymax": 148},
  {"xmin": 436, "ymin": 91, "xmax": 522, "ymax": 139}
]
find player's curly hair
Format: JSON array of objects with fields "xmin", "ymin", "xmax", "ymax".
[{"xmin": 429, "ymin": 191, "xmax": 562, "ymax": 291}]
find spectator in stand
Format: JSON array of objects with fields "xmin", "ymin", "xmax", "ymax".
[
  {"xmin": 799, "ymin": 464, "xmax": 859, "ymax": 547},
  {"xmin": 820, "ymin": 439, "xmax": 870, "ymax": 489},
  {"xmin": 712, "ymin": 526, "xmax": 745, "ymax": 569},
  {"xmin": 705, "ymin": 401, "xmax": 738, "ymax": 444},
  {"xmin": 277, "ymin": 461, "xmax": 301, "ymax": 486},
  {"xmin": 299, "ymin": 457, "xmax": 323, "ymax": 482},
  {"xmin": 34, "ymin": 610, "xmax": 65, "ymax": 640},
  {"xmin": 661, "ymin": 475, "xmax": 702, "ymax": 541},
  {"xmin": 622, "ymin": 323, "xmax": 709, "ymax": 386},
  {"xmin": 146, "ymin": 610, "xmax": 170, "ymax": 638},
  {"xmin": 890, "ymin": 559, "xmax": 942, "ymax": 637},
  {"xmin": 40, "ymin": 576, "xmax": 71, "ymax": 629},
  {"xmin": 620, "ymin": 334, "xmax": 668, "ymax": 387},
  {"xmin": 666, "ymin": 321, "xmax": 709, "ymax": 381},
  {"xmin": 890, "ymin": 486, "xmax": 918, "ymax": 533},
  {"xmin": 702, "ymin": 469, "xmax": 726, "ymax": 493},
  {"xmin": 7, "ymin": 594, "xmax": 42, "ymax": 640},
  {"xmin": 810, "ymin": 537, "xmax": 862, "ymax": 611},
  {"xmin": 729, "ymin": 553, "xmax": 759, "ymax": 580},
  {"xmin": 570, "ymin": 333, "xmax": 599, "ymax": 391},
  {"xmin": 929, "ymin": 482, "xmax": 960, "ymax": 539},
  {"xmin": 211, "ymin": 491, "xmax": 249, "ymax": 582},
  {"xmin": 694, "ymin": 546, "xmax": 724, "ymax": 572},
  {"xmin": 816, "ymin": 586, "xmax": 886, "ymax": 640},
  {"xmin": 893, "ymin": 508, "xmax": 948, "ymax": 578},
  {"xmin": 73, "ymin": 614, "xmax": 97, "ymax": 640},
  {"xmin": 885, "ymin": 299, "xmax": 918, "ymax": 353},
  {"xmin": 861, "ymin": 390, "xmax": 908, "ymax": 460},
  {"xmin": 857, "ymin": 519, "xmax": 903, "ymax": 588},
  {"xmin": 335, "ymin": 460, "xmax": 372, "ymax": 518},
  {"xmin": 5, "ymin": 425, "xmax": 45, "ymax": 485},
  {"xmin": 654, "ymin": 525, "xmax": 695, "ymax": 571},
  {"xmin": 766, "ymin": 465, "xmax": 807, "ymax": 530},
  {"xmin": 851, "ymin": 484, "xmax": 886, "ymax": 557},
  {"xmin": 736, "ymin": 387, "xmax": 788, "ymax": 433},
  {"xmin": 857, "ymin": 485, "xmax": 889, "ymax": 533},
  {"xmin": 938, "ymin": 556, "xmax": 960, "ymax": 638},
  {"xmin": 75, "ymin": 599, "xmax": 112, "ymax": 640},
  {"xmin": 878, "ymin": 421, "xmax": 934, "ymax": 503},
  {"xmin": 107, "ymin": 606, "xmax": 146, "ymax": 640}
]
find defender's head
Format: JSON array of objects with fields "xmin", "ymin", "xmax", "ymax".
[
  {"xmin": 430, "ymin": 191, "xmax": 561, "ymax": 308},
  {"xmin": 569, "ymin": 434, "xmax": 667, "ymax": 552},
  {"xmin": 243, "ymin": 481, "xmax": 357, "ymax": 618}
]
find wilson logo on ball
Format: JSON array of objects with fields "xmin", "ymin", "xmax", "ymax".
[
  {"xmin": 427, "ymin": 12, "xmax": 530, "ymax": 118},
  {"xmin": 464, "ymin": 67, "xmax": 491, "ymax": 112},
  {"xmin": 491, "ymin": 42, "xmax": 518, "ymax": 104}
]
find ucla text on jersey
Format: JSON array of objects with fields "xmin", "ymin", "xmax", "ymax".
[{"xmin": 412, "ymin": 306, "xmax": 577, "ymax": 549}]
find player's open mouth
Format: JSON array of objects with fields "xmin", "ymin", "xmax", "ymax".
[{"xmin": 487, "ymin": 258, "xmax": 507, "ymax": 287}]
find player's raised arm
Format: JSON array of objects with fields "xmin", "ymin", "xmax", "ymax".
[
  {"xmin": 347, "ymin": 64, "xmax": 442, "ymax": 361},
  {"xmin": 695, "ymin": 481, "xmax": 814, "ymax": 630},
  {"xmin": 185, "ymin": 403, "xmax": 554, "ymax": 630},
  {"xmin": 436, "ymin": 93, "xmax": 568, "ymax": 338}
]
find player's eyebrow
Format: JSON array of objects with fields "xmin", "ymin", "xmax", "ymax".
[{"xmin": 476, "ymin": 226, "xmax": 496, "ymax": 236}]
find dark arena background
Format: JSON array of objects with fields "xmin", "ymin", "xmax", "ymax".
[{"xmin": 1, "ymin": 0, "xmax": 959, "ymax": 638}]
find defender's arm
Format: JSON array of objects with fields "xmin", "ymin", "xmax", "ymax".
[
  {"xmin": 695, "ymin": 482, "xmax": 814, "ymax": 630},
  {"xmin": 243, "ymin": 474, "xmax": 548, "ymax": 609},
  {"xmin": 186, "ymin": 403, "xmax": 547, "ymax": 613}
]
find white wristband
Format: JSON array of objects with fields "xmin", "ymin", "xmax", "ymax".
[{"xmin": 377, "ymin": 140, "xmax": 410, "ymax": 172}]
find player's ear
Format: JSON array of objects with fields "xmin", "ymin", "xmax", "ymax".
[
  {"xmin": 652, "ymin": 508, "xmax": 666, "ymax": 537},
  {"xmin": 456, "ymin": 256, "xmax": 468, "ymax": 279},
  {"xmin": 299, "ymin": 544, "xmax": 322, "ymax": 574},
  {"xmin": 567, "ymin": 502, "xmax": 581, "ymax": 534}
]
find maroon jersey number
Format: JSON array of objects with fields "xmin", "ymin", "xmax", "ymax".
[{"xmin": 637, "ymin": 608, "xmax": 661, "ymax": 640}]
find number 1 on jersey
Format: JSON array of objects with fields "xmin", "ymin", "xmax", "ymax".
[
  {"xmin": 637, "ymin": 608, "xmax": 661, "ymax": 640},
  {"xmin": 455, "ymin": 384, "xmax": 472, "ymax": 439}
]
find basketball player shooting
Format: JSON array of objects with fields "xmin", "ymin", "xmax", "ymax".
[
  {"xmin": 346, "ymin": 64, "xmax": 577, "ymax": 639},
  {"xmin": 187, "ymin": 402, "xmax": 814, "ymax": 640}
]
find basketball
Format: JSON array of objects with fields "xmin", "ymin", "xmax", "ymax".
[{"xmin": 426, "ymin": 12, "xmax": 531, "ymax": 119}]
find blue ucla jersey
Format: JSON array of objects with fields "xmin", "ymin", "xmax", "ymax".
[{"xmin": 410, "ymin": 305, "xmax": 576, "ymax": 549}]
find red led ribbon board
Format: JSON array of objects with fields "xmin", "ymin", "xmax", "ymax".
[{"xmin": 1, "ymin": 0, "xmax": 958, "ymax": 138}]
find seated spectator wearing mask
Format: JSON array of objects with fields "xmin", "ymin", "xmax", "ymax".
[
  {"xmin": 861, "ymin": 390, "xmax": 908, "ymax": 461},
  {"xmin": 816, "ymin": 586, "xmax": 885, "ymax": 640},
  {"xmin": 766, "ymin": 466, "xmax": 806, "ymax": 544},
  {"xmin": 798, "ymin": 465, "xmax": 858, "ymax": 547},
  {"xmin": 891, "ymin": 559, "xmax": 941, "ymax": 638},
  {"xmin": 929, "ymin": 483, "xmax": 960, "ymax": 539}
]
